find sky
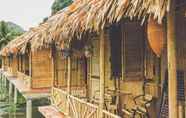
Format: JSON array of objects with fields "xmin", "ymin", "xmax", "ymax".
[{"xmin": 0, "ymin": 0, "xmax": 54, "ymax": 30}]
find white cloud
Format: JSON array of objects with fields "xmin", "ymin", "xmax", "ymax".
[{"xmin": 0, "ymin": 0, "xmax": 53, "ymax": 30}]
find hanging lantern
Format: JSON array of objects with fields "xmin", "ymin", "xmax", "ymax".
[{"xmin": 147, "ymin": 17, "xmax": 165, "ymax": 57}]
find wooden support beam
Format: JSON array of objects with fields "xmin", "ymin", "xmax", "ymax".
[
  {"xmin": 167, "ymin": 0, "xmax": 178, "ymax": 118},
  {"xmin": 2, "ymin": 57, "xmax": 4, "ymax": 70},
  {"xmin": 51, "ymin": 47, "xmax": 56, "ymax": 87},
  {"xmin": 4, "ymin": 76, "xmax": 7, "ymax": 89},
  {"xmin": 14, "ymin": 86, "xmax": 18, "ymax": 104},
  {"xmin": 26, "ymin": 99, "xmax": 32, "ymax": 118},
  {"xmin": 9, "ymin": 82, "xmax": 13, "ymax": 102},
  {"xmin": 99, "ymin": 31, "xmax": 105, "ymax": 118},
  {"xmin": 0, "ymin": 73, "xmax": 2, "ymax": 99},
  {"xmin": 29, "ymin": 51, "xmax": 32, "ymax": 77},
  {"xmin": 67, "ymin": 56, "xmax": 71, "ymax": 116}
]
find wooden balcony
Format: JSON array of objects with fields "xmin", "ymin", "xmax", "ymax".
[{"xmin": 50, "ymin": 87, "xmax": 121, "ymax": 118}]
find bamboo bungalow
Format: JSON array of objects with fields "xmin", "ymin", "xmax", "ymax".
[
  {"xmin": 37, "ymin": 0, "xmax": 186, "ymax": 118},
  {"xmin": 0, "ymin": 28, "xmax": 54, "ymax": 89},
  {"xmin": 1, "ymin": 0, "xmax": 186, "ymax": 118},
  {"xmin": 0, "ymin": 27, "xmax": 56, "ymax": 118}
]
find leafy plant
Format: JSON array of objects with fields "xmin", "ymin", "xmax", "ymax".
[
  {"xmin": 0, "ymin": 21, "xmax": 24, "ymax": 49},
  {"xmin": 51, "ymin": 0, "xmax": 73, "ymax": 15}
]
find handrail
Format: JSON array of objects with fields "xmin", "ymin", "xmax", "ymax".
[
  {"xmin": 103, "ymin": 110, "xmax": 121, "ymax": 118},
  {"xmin": 51, "ymin": 87, "xmax": 121, "ymax": 118}
]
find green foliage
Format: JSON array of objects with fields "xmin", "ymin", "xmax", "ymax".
[
  {"xmin": 51, "ymin": 0, "xmax": 73, "ymax": 15},
  {"xmin": 43, "ymin": 17, "xmax": 49, "ymax": 23},
  {"xmin": 0, "ymin": 21, "xmax": 24, "ymax": 49}
]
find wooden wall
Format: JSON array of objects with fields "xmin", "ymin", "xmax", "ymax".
[
  {"xmin": 88, "ymin": 21, "xmax": 161, "ymax": 117},
  {"xmin": 2, "ymin": 56, "xmax": 8, "ymax": 71},
  {"xmin": 54, "ymin": 51, "xmax": 67, "ymax": 87},
  {"xmin": 31, "ymin": 49, "xmax": 53, "ymax": 88},
  {"xmin": 11, "ymin": 56, "xmax": 18, "ymax": 76},
  {"xmin": 54, "ymin": 50, "xmax": 86, "ymax": 88}
]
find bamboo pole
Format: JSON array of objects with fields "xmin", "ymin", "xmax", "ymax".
[
  {"xmin": 28, "ymin": 51, "xmax": 32, "ymax": 88},
  {"xmin": 51, "ymin": 46, "xmax": 56, "ymax": 87},
  {"xmin": 14, "ymin": 86, "xmax": 17, "ymax": 104},
  {"xmin": 26, "ymin": 99, "xmax": 32, "ymax": 118},
  {"xmin": 67, "ymin": 55, "xmax": 71, "ymax": 116},
  {"xmin": 167, "ymin": 0, "xmax": 178, "ymax": 118},
  {"xmin": 2, "ymin": 57, "xmax": 4, "ymax": 70},
  {"xmin": 9, "ymin": 82, "xmax": 13, "ymax": 102},
  {"xmin": 99, "ymin": 31, "xmax": 105, "ymax": 118}
]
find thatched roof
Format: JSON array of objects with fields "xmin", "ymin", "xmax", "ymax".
[
  {"xmin": 0, "ymin": 32, "xmax": 28, "ymax": 56},
  {"xmin": 0, "ymin": 26, "xmax": 48, "ymax": 56},
  {"xmin": 42, "ymin": 0, "xmax": 168, "ymax": 46},
  {"xmin": 1, "ymin": 0, "xmax": 169, "ymax": 56}
]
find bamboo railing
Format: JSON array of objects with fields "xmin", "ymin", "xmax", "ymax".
[
  {"xmin": 103, "ymin": 110, "xmax": 121, "ymax": 118},
  {"xmin": 51, "ymin": 87, "xmax": 68, "ymax": 114},
  {"xmin": 51, "ymin": 87, "xmax": 121, "ymax": 118},
  {"xmin": 68, "ymin": 95, "xmax": 99, "ymax": 118}
]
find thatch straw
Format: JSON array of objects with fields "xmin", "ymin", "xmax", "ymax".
[
  {"xmin": 45, "ymin": 0, "xmax": 168, "ymax": 45},
  {"xmin": 1, "ymin": 0, "xmax": 168, "ymax": 55}
]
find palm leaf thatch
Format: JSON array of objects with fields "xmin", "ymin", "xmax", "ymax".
[
  {"xmin": 42, "ymin": 0, "xmax": 168, "ymax": 47},
  {"xmin": 1, "ymin": 0, "xmax": 169, "ymax": 55}
]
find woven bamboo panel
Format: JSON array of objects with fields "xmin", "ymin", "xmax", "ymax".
[
  {"xmin": 55, "ymin": 51, "xmax": 86, "ymax": 87},
  {"xmin": 56, "ymin": 51, "xmax": 67, "ymax": 87},
  {"xmin": 31, "ymin": 49, "xmax": 53, "ymax": 88},
  {"xmin": 11, "ymin": 56, "xmax": 18, "ymax": 76},
  {"xmin": 145, "ymin": 83, "xmax": 160, "ymax": 98},
  {"xmin": 3, "ymin": 57, "xmax": 8, "ymax": 71}
]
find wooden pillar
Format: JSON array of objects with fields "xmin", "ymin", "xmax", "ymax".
[
  {"xmin": 26, "ymin": 99, "xmax": 32, "ymax": 118},
  {"xmin": 0, "ymin": 73, "xmax": 2, "ymax": 99},
  {"xmin": 9, "ymin": 82, "xmax": 13, "ymax": 102},
  {"xmin": 51, "ymin": 43, "xmax": 56, "ymax": 87},
  {"xmin": 14, "ymin": 86, "xmax": 18, "ymax": 104},
  {"xmin": 3, "ymin": 75, "xmax": 6, "ymax": 98},
  {"xmin": 67, "ymin": 55, "xmax": 71, "ymax": 116},
  {"xmin": 99, "ymin": 31, "xmax": 105, "ymax": 117},
  {"xmin": 28, "ymin": 51, "xmax": 32, "ymax": 88},
  {"xmin": 167, "ymin": 0, "xmax": 178, "ymax": 118},
  {"xmin": 2, "ymin": 57, "xmax": 4, "ymax": 70},
  {"xmin": 4, "ymin": 76, "xmax": 7, "ymax": 89}
]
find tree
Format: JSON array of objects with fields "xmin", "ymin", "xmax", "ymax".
[
  {"xmin": 51, "ymin": 0, "xmax": 73, "ymax": 15},
  {"xmin": 0, "ymin": 21, "xmax": 24, "ymax": 49}
]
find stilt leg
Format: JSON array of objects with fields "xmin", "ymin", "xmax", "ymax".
[
  {"xmin": 26, "ymin": 99, "xmax": 32, "ymax": 118},
  {"xmin": 14, "ymin": 86, "xmax": 17, "ymax": 104},
  {"xmin": 9, "ymin": 82, "xmax": 13, "ymax": 102}
]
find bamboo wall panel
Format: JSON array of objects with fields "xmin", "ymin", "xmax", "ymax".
[
  {"xmin": 4, "ymin": 57, "xmax": 8, "ymax": 70},
  {"xmin": 104, "ymin": 30, "xmax": 114, "ymax": 88},
  {"xmin": 55, "ymin": 51, "xmax": 67, "ymax": 87},
  {"xmin": 55, "ymin": 51, "xmax": 86, "ymax": 88},
  {"xmin": 89, "ymin": 35, "xmax": 115, "ymax": 99},
  {"xmin": 11, "ymin": 56, "xmax": 18, "ymax": 76},
  {"xmin": 31, "ymin": 49, "xmax": 53, "ymax": 88},
  {"xmin": 89, "ymin": 38, "xmax": 100, "ymax": 99},
  {"xmin": 175, "ymin": 7, "xmax": 186, "ymax": 96}
]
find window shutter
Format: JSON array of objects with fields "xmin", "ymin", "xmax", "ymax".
[{"xmin": 123, "ymin": 21, "xmax": 144, "ymax": 80}]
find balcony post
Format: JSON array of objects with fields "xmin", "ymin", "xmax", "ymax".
[
  {"xmin": 67, "ymin": 53, "xmax": 71, "ymax": 116},
  {"xmin": 14, "ymin": 86, "xmax": 18, "ymax": 104},
  {"xmin": 167, "ymin": 0, "xmax": 178, "ymax": 117},
  {"xmin": 9, "ymin": 82, "xmax": 13, "ymax": 102},
  {"xmin": 26, "ymin": 99, "xmax": 32, "ymax": 118},
  {"xmin": 99, "ymin": 31, "xmax": 105, "ymax": 117}
]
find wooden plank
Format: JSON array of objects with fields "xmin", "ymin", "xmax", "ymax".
[
  {"xmin": 38, "ymin": 106, "xmax": 65, "ymax": 118},
  {"xmin": 99, "ymin": 31, "xmax": 105, "ymax": 117},
  {"xmin": 167, "ymin": 0, "xmax": 178, "ymax": 118},
  {"xmin": 67, "ymin": 56, "xmax": 71, "ymax": 116}
]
